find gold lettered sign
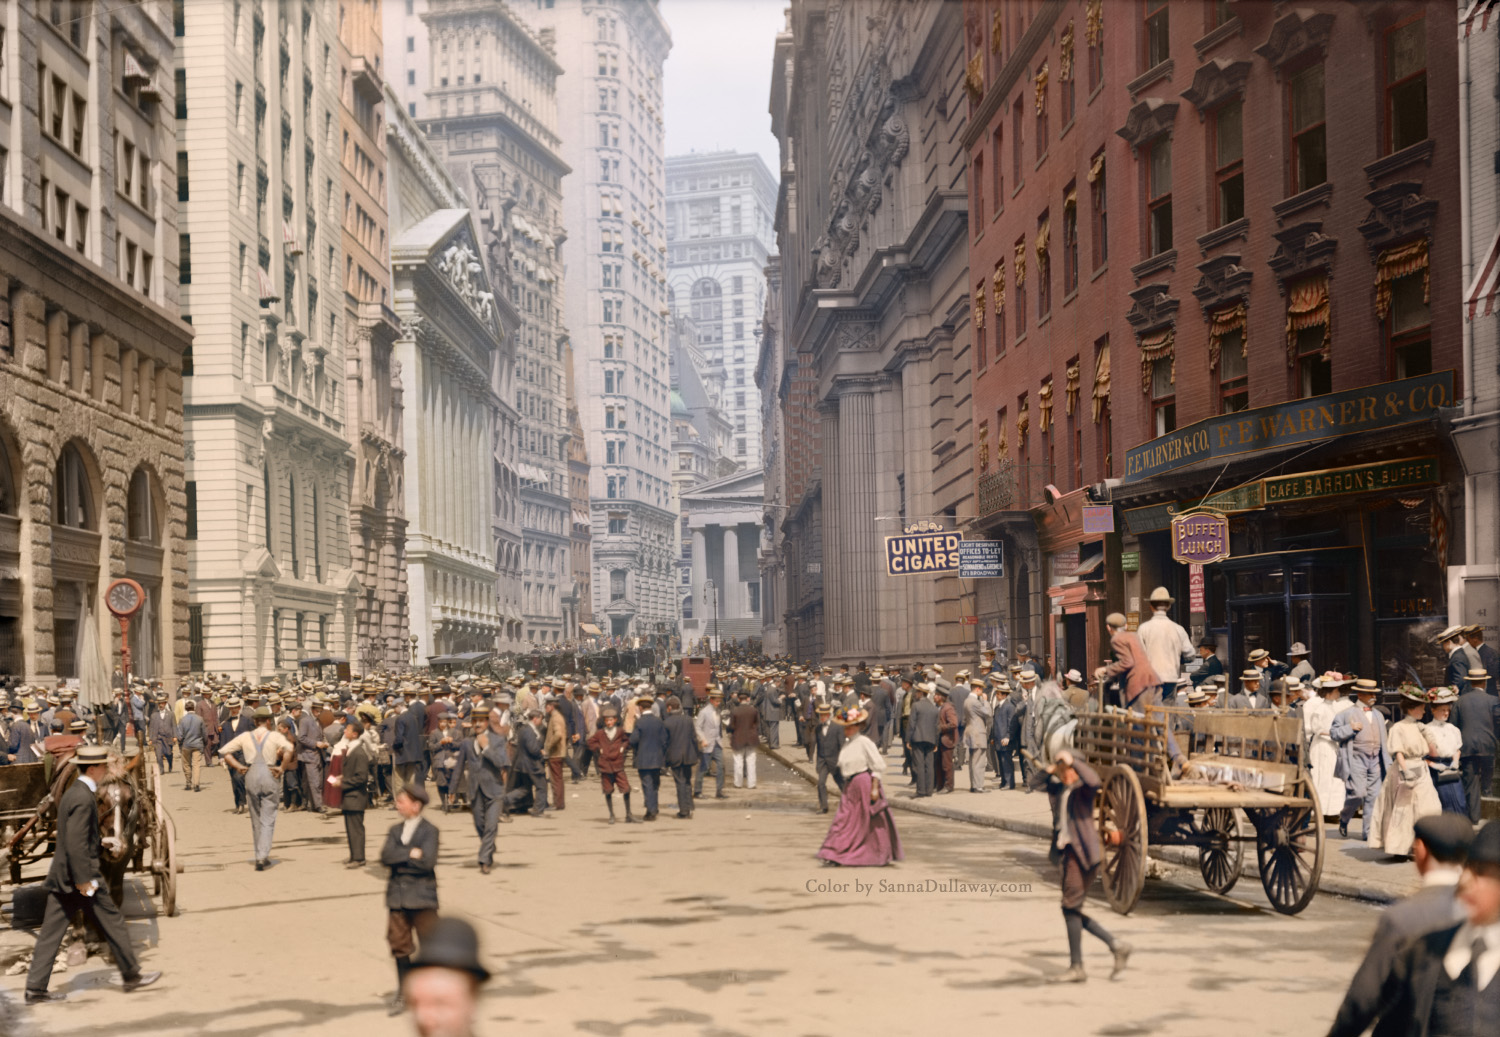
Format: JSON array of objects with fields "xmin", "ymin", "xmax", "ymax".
[
  {"xmin": 1263, "ymin": 456, "xmax": 1440, "ymax": 504},
  {"xmin": 1171, "ymin": 509, "xmax": 1230, "ymax": 565}
]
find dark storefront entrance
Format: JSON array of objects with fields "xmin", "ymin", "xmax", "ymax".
[{"xmin": 1217, "ymin": 548, "xmax": 1359, "ymax": 674}]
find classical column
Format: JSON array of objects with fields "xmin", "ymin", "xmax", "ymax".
[
  {"xmin": 691, "ymin": 526, "xmax": 707, "ymax": 627},
  {"xmin": 723, "ymin": 525, "xmax": 740, "ymax": 621},
  {"xmin": 839, "ymin": 391, "xmax": 877, "ymax": 660},
  {"xmin": 820, "ymin": 406, "xmax": 841, "ymax": 657}
]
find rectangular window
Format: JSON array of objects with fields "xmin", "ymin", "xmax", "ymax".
[
  {"xmin": 1090, "ymin": 154, "xmax": 1108, "ymax": 269},
  {"xmin": 1212, "ymin": 99, "xmax": 1244, "ymax": 227},
  {"xmin": 976, "ymin": 300, "xmax": 987, "ymax": 370},
  {"xmin": 1151, "ymin": 356, "xmax": 1175, "ymax": 437},
  {"xmin": 972, "ymin": 154, "xmax": 984, "ymax": 236},
  {"xmin": 1014, "ymin": 236, "xmax": 1028, "ymax": 337},
  {"xmin": 1144, "ymin": 1, "xmax": 1170, "ymax": 70},
  {"xmin": 1012, "ymin": 96, "xmax": 1024, "ymax": 186},
  {"xmin": 1035, "ymin": 66, "xmax": 1048, "ymax": 159},
  {"xmin": 1385, "ymin": 17, "xmax": 1427, "ymax": 153},
  {"xmin": 1289, "ymin": 63, "xmax": 1327, "ymax": 194},
  {"xmin": 1088, "ymin": 14, "xmax": 1103, "ymax": 93},
  {"xmin": 1036, "ymin": 212, "xmax": 1051, "ymax": 317},
  {"xmin": 179, "ymin": 233, "xmax": 191, "ymax": 284},
  {"xmin": 1147, "ymin": 138, "xmax": 1172, "ymax": 256},
  {"xmin": 1062, "ymin": 188, "xmax": 1079, "ymax": 295},
  {"xmin": 177, "ymin": 151, "xmax": 189, "ymax": 202},
  {"xmin": 1387, "ymin": 272, "xmax": 1432, "ymax": 379},
  {"xmin": 187, "ymin": 604, "xmax": 204, "ymax": 672},
  {"xmin": 185, "ymin": 481, "xmax": 198, "ymax": 538},
  {"xmin": 1295, "ymin": 325, "xmax": 1332, "ymax": 398},
  {"xmin": 175, "ymin": 68, "xmax": 187, "ymax": 120},
  {"xmin": 1218, "ymin": 329, "xmax": 1248, "ymax": 413},
  {"xmin": 991, "ymin": 126, "xmax": 1004, "ymax": 213}
]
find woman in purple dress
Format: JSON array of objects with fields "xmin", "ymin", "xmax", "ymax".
[{"xmin": 817, "ymin": 707, "xmax": 903, "ymax": 867}]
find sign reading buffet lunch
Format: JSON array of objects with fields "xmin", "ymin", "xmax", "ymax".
[
  {"xmin": 1171, "ymin": 509, "xmax": 1231, "ymax": 565},
  {"xmin": 1121, "ymin": 371, "xmax": 1454, "ymax": 483}
]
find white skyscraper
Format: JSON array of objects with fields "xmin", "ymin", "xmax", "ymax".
[
  {"xmin": 528, "ymin": 0, "xmax": 675, "ymax": 642},
  {"xmin": 665, "ymin": 151, "xmax": 778, "ymax": 467}
]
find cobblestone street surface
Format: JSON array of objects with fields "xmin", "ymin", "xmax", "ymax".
[{"xmin": 0, "ymin": 750, "xmax": 1386, "ymax": 1036}]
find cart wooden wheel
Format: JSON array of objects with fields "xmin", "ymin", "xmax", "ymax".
[
  {"xmin": 1198, "ymin": 807, "xmax": 1243, "ymax": 895},
  {"xmin": 1096, "ymin": 766, "xmax": 1148, "ymax": 915},
  {"xmin": 1252, "ymin": 785, "xmax": 1325, "ymax": 916},
  {"xmin": 159, "ymin": 812, "xmax": 178, "ymax": 917}
]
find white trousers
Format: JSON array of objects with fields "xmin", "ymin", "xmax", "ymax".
[{"xmin": 732, "ymin": 746, "xmax": 757, "ymax": 788}]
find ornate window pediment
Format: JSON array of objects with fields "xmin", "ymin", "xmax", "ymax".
[
  {"xmin": 1193, "ymin": 253, "xmax": 1254, "ymax": 313},
  {"xmin": 1116, "ymin": 98, "xmax": 1178, "ymax": 150},
  {"xmin": 1268, "ymin": 220, "xmax": 1337, "ymax": 291},
  {"xmin": 1357, "ymin": 180, "xmax": 1439, "ymax": 256},
  {"xmin": 1125, "ymin": 282, "xmax": 1179, "ymax": 333},
  {"xmin": 1254, "ymin": 9, "xmax": 1336, "ymax": 76},
  {"xmin": 1181, "ymin": 58, "xmax": 1251, "ymax": 114}
]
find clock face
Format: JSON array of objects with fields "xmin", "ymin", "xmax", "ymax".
[{"xmin": 106, "ymin": 579, "xmax": 143, "ymax": 618}]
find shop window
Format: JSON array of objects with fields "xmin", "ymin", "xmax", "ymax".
[
  {"xmin": 1218, "ymin": 329, "xmax": 1249, "ymax": 413},
  {"xmin": 1295, "ymin": 326, "xmax": 1332, "ymax": 398},
  {"xmin": 1146, "ymin": 138, "xmax": 1172, "ymax": 256},
  {"xmin": 1150, "ymin": 356, "xmax": 1175, "ymax": 436},
  {"xmin": 1385, "ymin": 16, "xmax": 1426, "ymax": 154},
  {"xmin": 1144, "ymin": 1, "xmax": 1170, "ymax": 71},
  {"xmin": 1211, "ymin": 98, "xmax": 1244, "ymax": 227},
  {"xmin": 1387, "ymin": 273, "xmax": 1431, "ymax": 379},
  {"xmin": 1289, "ymin": 63, "xmax": 1326, "ymax": 195}
]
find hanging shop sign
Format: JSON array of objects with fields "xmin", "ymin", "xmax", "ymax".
[
  {"xmin": 1122, "ymin": 481, "xmax": 1264, "ymax": 535},
  {"xmin": 1171, "ymin": 509, "xmax": 1231, "ymax": 565},
  {"xmin": 1081, "ymin": 504, "xmax": 1116, "ymax": 534},
  {"xmin": 1119, "ymin": 550, "xmax": 1141, "ymax": 571},
  {"xmin": 884, "ymin": 521, "xmax": 961, "ymax": 575},
  {"xmin": 958, "ymin": 540, "xmax": 1004, "ymax": 578},
  {"xmin": 1189, "ymin": 564, "xmax": 1206, "ymax": 612},
  {"xmin": 1262, "ymin": 456, "xmax": 1439, "ymax": 504},
  {"xmin": 1121, "ymin": 371, "xmax": 1454, "ymax": 483}
]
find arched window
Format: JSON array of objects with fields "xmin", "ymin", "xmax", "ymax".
[
  {"xmin": 127, "ymin": 467, "xmax": 158, "ymax": 542},
  {"xmin": 0, "ymin": 433, "xmax": 17, "ymax": 516},
  {"xmin": 609, "ymin": 568, "xmax": 626, "ymax": 601},
  {"xmin": 689, "ymin": 278, "xmax": 723, "ymax": 344},
  {"xmin": 263, "ymin": 463, "xmax": 274, "ymax": 550},
  {"xmin": 53, "ymin": 444, "xmax": 94, "ymax": 529}
]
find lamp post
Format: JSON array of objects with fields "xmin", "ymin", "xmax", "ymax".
[
  {"xmin": 409, "ymin": 634, "xmax": 419, "ymax": 668},
  {"xmin": 703, "ymin": 578, "xmax": 718, "ymax": 667}
]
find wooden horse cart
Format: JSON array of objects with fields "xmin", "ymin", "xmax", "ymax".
[
  {"xmin": 1074, "ymin": 706, "xmax": 1325, "ymax": 916},
  {"xmin": 0, "ymin": 746, "xmax": 180, "ymax": 915}
]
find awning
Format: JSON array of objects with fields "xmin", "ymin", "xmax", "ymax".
[
  {"xmin": 298, "ymin": 656, "xmax": 348, "ymax": 667},
  {"xmin": 1464, "ymin": 0, "xmax": 1500, "ymax": 35},
  {"xmin": 1067, "ymin": 545, "xmax": 1105, "ymax": 579},
  {"xmin": 123, "ymin": 52, "xmax": 149, "ymax": 83},
  {"xmin": 1466, "ymin": 221, "xmax": 1500, "ymax": 319},
  {"xmin": 257, "ymin": 267, "xmax": 280, "ymax": 304},
  {"xmin": 427, "ymin": 651, "xmax": 494, "ymax": 666},
  {"xmin": 580, "ymin": 623, "xmax": 603, "ymax": 635}
]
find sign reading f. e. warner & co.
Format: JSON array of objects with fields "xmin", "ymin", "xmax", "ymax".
[{"xmin": 1121, "ymin": 371, "xmax": 1454, "ymax": 484}]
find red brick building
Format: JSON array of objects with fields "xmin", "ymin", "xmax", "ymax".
[{"xmin": 965, "ymin": 0, "xmax": 1463, "ymax": 685}]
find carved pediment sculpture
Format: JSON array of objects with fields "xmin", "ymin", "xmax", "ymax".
[
  {"xmin": 1125, "ymin": 282, "xmax": 1180, "ymax": 333},
  {"xmin": 1357, "ymin": 180, "xmax": 1439, "ymax": 256},
  {"xmin": 1254, "ymin": 8, "xmax": 1336, "ymax": 76},
  {"xmin": 1192, "ymin": 253, "xmax": 1254, "ymax": 312},
  {"xmin": 1117, "ymin": 98, "xmax": 1178, "ymax": 150},
  {"xmin": 1181, "ymin": 58, "xmax": 1251, "ymax": 114},
  {"xmin": 1268, "ymin": 220, "xmax": 1337, "ymax": 291}
]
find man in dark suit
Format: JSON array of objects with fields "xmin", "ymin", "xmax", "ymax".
[
  {"xmin": 393, "ymin": 688, "xmax": 427, "ymax": 798},
  {"xmin": 812, "ymin": 703, "xmax": 845, "ymax": 813},
  {"xmin": 934, "ymin": 687, "xmax": 958, "ymax": 794},
  {"xmin": 1439, "ymin": 626, "xmax": 1474, "ymax": 694},
  {"xmin": 219, "ymin": 696, "xmax": 255, "ymax": 813},
  {"xmin": 1190, "ymin": 637, "xmax": 1225, "ymax": 687},
  {"xmin": 728, "ymin": 690, "xmax": 760, "ymax": 790},
  {"xmin": 1328, "ymin": 813, "xmax": 1474, "ymax": 1035},
  {"xmin": 1455, "ymin": 669, "xmax": 1500, "ymax": 824},
  {"xmin": 1465, "ymin": 625, "xmax": 1500, "ymax": 686},
  {"xmin": 25, "ymin": 744, "xmax": 161, "ymax": 1003},
  {"xmin": 338, "ymin": 721, "xmax": 375, "ymax": 867},
  {"xmin": 1045, "ymin": 749, "xmax": 1130, "ymax": 983},
  {"xmin": 7, "ymin": 700, "xmax": 45, "ymax": 763},
  {"xmin": 906, "ymin": 683, "xmax": 939, "ymax": 797},
  {"xmin": 663, "ymin": 696, "xmax": 696, "ymax": 819},
  {"xmin": 1326, "ymin": 819, "xmax": 1500, "ymax": 1037},
  {"xmin": 630, "ymin": 694, "xmax": 669, "ymax": 820},
  {"xmin": 853, "ymin": 662, "xmax": 871, "ymax": 699},
  {"xmin": 753, "ymin": 674, "xmax": 783, "ymax": 750},
  {"xmin": 457, "ymin": 705, "xmax": 510, "ymax": 873},
  {"xmin": 381, "ymin": 783, "xmax": 439, "ymax": 1016},
  {"xmin": 509, "ymin": 709, "xmax": 548, "ymax": 816}
]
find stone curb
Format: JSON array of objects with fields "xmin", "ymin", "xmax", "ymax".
[{"xmin": 765, "ymin": 745, "xmax": 1405, "ymax": 907}]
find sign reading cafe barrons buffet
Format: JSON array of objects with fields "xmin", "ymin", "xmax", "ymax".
[{"xmin": 1121, "ymin": 371, "xmax": 1454, "ymax": 484}]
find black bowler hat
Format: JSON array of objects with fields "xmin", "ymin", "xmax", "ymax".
[
  {"xmin": 409, "ymin": 917, "xmax": 491, "ymax": 982},
  {"xmin": 1413, "ymin": 814, "xmax": 1474, "ymax": 863},
  {"xmin": 398, "ymin": 783, "xmax": 430, "ymax": 806}
]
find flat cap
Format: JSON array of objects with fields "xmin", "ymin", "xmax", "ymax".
[
  {"xmin": 397, "ymin": 783, "xmax": 430, "ymax": 805},
  {"xmin": 1413, "ymin": 814, "xmax": 1474, "ymax": 862},
  {"xmin": 1468, "ymin": 819, "xmax": 1500, "ymax": 867}
]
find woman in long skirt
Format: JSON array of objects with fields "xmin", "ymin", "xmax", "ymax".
[
  {"xmin": 1422, "ymin": 687, "xmax": 1467, "ymax": 816},
  {"xmin": 817, "ymin": 707, "xmax": 903, "ymax": 867},
  {"xmin": 1368, "ymin": 684, "xmax": 1442, "ymax": 856},
  {"xmin": 1303, "ymin": 675, "xmax": 1353, "ymax": 819}
]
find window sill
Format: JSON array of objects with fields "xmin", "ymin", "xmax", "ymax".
[
  {"xmin": 1062, "ymin": 287, "xmax": 1079, "ymax": 308},
  {"xmin": 1037, "ymin": 312, "xmax": 1052, "ymax": 330},
  {"xmin": 1012, "ymin": 180, "xmax": 1026, "ymax": 200},
  {"xmin": 1014, "ymin": 332, "xmax": 1028, "ymax": 349},
  {"xmin": 1089, "ymin": 80, "xmax": 1105, "ymax": 106},
  {"xmin": 992, "ymin": 208, "xmax": 1005, "ymax": 224},
  {"xmin": 1272, "ymin": 182, "xmax": 1333, "ymax": 224},
  {"xmin": 1131, "ymin": 250, "xmax": 1177, "ymax": 282},
  {"xmin": 1059, "ymin": 117, "xmax": 1075, "ymax": 143},
  {"xmin": 1035, "ymin": 151, "xmax": 1049, "ymax": 172},
  {"xmin": 1363, "ymin": 139, "xmax": 1435, "ymax": 186},
  {"xmin": 1126, "ymin": 59, "xmax": 1174, "ymax": 100},
  {"xmin": 1196, "ymin": 217, "xmax": 1249, "ymax": 256},
  {"xmin": 1091, "ymin": 262, "xmax": 1109, "ymax": 283},
  {"xmin": 971, "ymin": 229, "xmax": 984, "ymax": 246},
  {"xmin": 1193, "ymin": 18, "xmax": 1243, "ymax": 59}
]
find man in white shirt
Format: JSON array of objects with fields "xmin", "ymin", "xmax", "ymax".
[
  {"xmin": 220, "ymin": 706, "xmax": 297, "ymax": 871},
  {"xmin": 1136, "ymin": 586, "xmax": 1194, "ymax": 689},
  {"xmin": 693, "ymin": 688, "xmax": 726, "ymax": 799}
]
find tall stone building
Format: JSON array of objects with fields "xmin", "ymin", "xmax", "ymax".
[
  {"xmin": 755, "ymin": 256, "xmax": 786, "ymax": 658},
  {"xmin": 409, "ymin": 0, "xmax": 574, "ymax": 648},
  {"xmin": 766, "ymin": 0, "xmax": 975, "ymax": 667},
  {"xmin": 0, "ymin": 1, "xmax": 193, "ymax": 688},
  {"xmin": 665, "ymin": 150, "xmax": 778, "ymax": 467},
  {"xmin": 384, "ymin": 0, "xmax": 433, "ymax": 121},
  {"xmin": 179, "ymin": 0, "xmax": 358, "ymax": 679},
  {"xmin": 529, "ymin": 0, "xmax": 676, "ymax": 642},
  {"xmin": 339, "ymin": 0, "xmax": 408, "ymax": 673},
  {"xmin": 386, "ymin": 93, "xmax": 522, "ymax": 662},
  {"xmin": 565, "ymin": 341, "xmax": 593, "ymax": 639}
]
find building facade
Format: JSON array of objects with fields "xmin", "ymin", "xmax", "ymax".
[
  {"xmin": 0, "ymin": 0, "xmax": 193, "ymax": 688},
  {"xmin": 529, "ymin": 0, "xmax": 676, "ymax": 642},
  {"xmin": 967, "ymin": 0, "xmax": 1463, "ymax": 683},
  {"xmin": 384, "ymin": 0, "xmax": 432, "ymax": 121},
  {"xmin": 665, "ymin": 150, "xmax": 778, "ymax": 468},
  {"xmin": 565, "ymin": 340, "xmax": 593, "ymax": 638},
  {"xmin": 681, "ymin": 469, "xmax": 766, "ymax": 653},
  {"xmin": 767, "ymin": 0, "xmax": 976, "ymax": 668},
  {"xmin": 408, "ymin": 0, "xmax": 574, "ymax": 647},
  {"xmin": 179, "ymin": 0, "xmax": 359, "ymax": 679},
  {"xmin": 387, "ymin": 92, "xmax": 522, "ymax": 663},
  {"xmin": 755, "ymin": 256, "xmax": 786, "ymax": 658},
  {"xmin": 340, "ymin": 0, "xmax": 409, "ymax": 673}
]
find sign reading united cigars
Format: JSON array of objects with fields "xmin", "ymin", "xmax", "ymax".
[
  {"xmin": 1121, "ymin": 371, "xmax": 1454, "ymax": 484},
  {"xmin": 1171, "ymin": 510, "xmax": 1231, "ymax": 565}
]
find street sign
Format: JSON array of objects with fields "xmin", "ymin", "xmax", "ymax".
[
  {"xmin": 958, "ymin": 539, "xmax": 1004, "ymax": 578},
  {"xmin": 1189, "ymin": 563, "xmax": 1205, "ymax": 612},
  {"xmin": 1171, "ymin": 509, "xmax": 1231, "ymax": 565},
  {"xmin": 1262, "ymin": 456, "xmax": 1439, "ymax": 504},
  {"xmin": 1081, "ymin": 504, "xmax": 1116, "ymax": 534},
  {"xmin": 958, "ymin": 616, "xmax": 978, "ymax": 625},
  {"xmin": 1120, "ymin": 550, "xmax": 1140, "ymax": 571},
  {"xmin": 884, "ymin": 522, "xmax": 960, "ymax": 575}
]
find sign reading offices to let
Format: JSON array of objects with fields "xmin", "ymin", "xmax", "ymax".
[
  {"xmin": 885, "ymin": 521, "xmax": 961, "ymax": 575},
  {"xmin": 959, "ymin": 540, "xmax": 1004, "ymax": 578},
  {"xmin": 1121, "ymin": 371, "xmax": 1454, "ymax": 484},
  {"xmin": 1171, "ymin": 511, "xmax": 1230, "ymax": 565}
]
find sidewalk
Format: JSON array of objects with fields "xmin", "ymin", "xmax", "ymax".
[{"xmin": 762, "ymin": 721, "xmax": 1419, "ymax": 907}]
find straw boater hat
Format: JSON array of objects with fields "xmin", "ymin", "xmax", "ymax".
[
  {"xmin": 1467, "ymin": 668, "xmax": 1490, "ymax": 685},
  {"xmin": 1186, "ymin": 686, "xmax": 1213, "ymax": 706},
  {"xmin": 1352, "ymin": 678, "xmax": 1380, "ymax": 695},
  {"xmin": 1148, "ymin": 586, "xmax": 1174, "ymax": 606},
  {"xmin": 1240, "ymin": 668, "xmax": 1262, "ymax": 681},
  {"xmin": 836, "ymin": 706, "xmax": 868, "ymax": 727}
]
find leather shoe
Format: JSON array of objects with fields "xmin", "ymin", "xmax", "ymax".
[
  {"xmin": 714, "ymin": 793, "xmax": 728, "ymax": 799},
  {"xmin": 254, "ymin": 860, "xmax": 265, "ymax": 872},
  {"xmin": 1110, "ymin": 942, "xmax": 1133, "ymax": 980},
  {"xmin": 345, "ymin": 860, "xmax": 365, "ymax": 869},
  {"xmin": 1048, "ymin": 966, "xmax": 1087, "ymax": 984},
  {"xmin": 122, "ymin": 970, "xmax": 162, "ymax": 992},
  {"xmin": 25, "ymin": 990, "xmax": 66, "ymax": 1005},
  {"xmin": 1338, "ymin": 818, "xmax": 1349, "ymax": 838},
  {"xmin": 387, "ymin": 995, "xmax": 405, "ymax": 1016},
  {"xmin": 479, "ymin": 863, "xmax": 492, "ymax": 875}
]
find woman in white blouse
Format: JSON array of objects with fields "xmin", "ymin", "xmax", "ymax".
[
  {"xmin": 816, "ymin": 707, "xmax": 904, "ymax": 867},
  {"xmin": 1422, "ymin": 686, "xmax": 1466, "ymax": 816}
]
